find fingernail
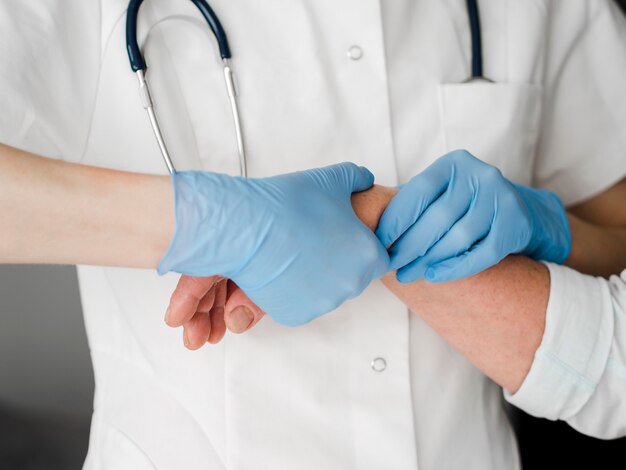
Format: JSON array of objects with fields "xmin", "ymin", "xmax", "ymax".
[
  {"xmin": 164, "ymin": 306, "xmax": 171, "ymax": 324},
  {"xmin": 183, "ymin": 329, "xmax": 190, "ymax": 348},
  {"xmin": 425, "ymin": 268, "xmax": 436, "ymax": 282},
  {"xmin": 229, "ymin": 306, "xmax": 254, "ymax": 333}
]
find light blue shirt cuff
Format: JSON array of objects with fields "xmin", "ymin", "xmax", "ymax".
[{"xmin": 504, "ymin": 262, "xmax": 614, "ymax": 420}]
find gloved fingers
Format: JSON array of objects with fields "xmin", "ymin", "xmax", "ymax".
[
  {"xmin": 395, "ymin": 199, "xmax": 492, "ymax": 283},
  {"xmin": 165, "ymin": 275, "xmax": 222, "ymax": 327},
  {"xmin": 224, "ymin": 281, "xmax": 266, "ymax": 334},
  {"xmin": 372, "ymin": 234, "xmax": 392, "ymax": 280},
  {"xmin": 348, "ymin": 232, "xmax": 391, "ymax": 298},
  {"xmin": 375, "ymin": 163, "xmax": 451, "ymax": 248},
  {"xmin": 208, "ymin": 278, "xmax": 228, "ymax": 344},
  {"xmin": 423, "ymin": 234, "xmax": 505, "ymax": 283},
  {"xmin": 182, "ymin": 307, "xmax": 212, "ymax": 350},
  {"xmin": 312, "ymin": 162, "xmax": 375, "ymax": 195},
  {"xmin": 388, "ymin": 185, "xmax": 472, "ymax": 271}
]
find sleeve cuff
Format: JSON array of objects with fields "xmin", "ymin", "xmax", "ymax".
[{"xmin": 504, "ymin": 263, "xmax": 614, "ymax": 420}]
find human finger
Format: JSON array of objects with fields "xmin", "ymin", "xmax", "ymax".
[
  {"xmin": 181, "ymin": 281, "xmax": 222, "ymax": 349},
  {"xmin": 375, "ymin": 160, "xmax": 451, "ymax": 248},
  {"xmin": 394, "ymin": 191, "xmax": 492, "ymax": 282},
  {"xmin": 182, "ymin": 307, "xmax": 212, "ymax": 350},
  {"xmin": 388, "ymin": 184, "xmax": 472, "ymax": 271},
  {"xmin": 207, "ymin": 279, "xmax": 228, "ymax": 344},
  {"xmin": 224, "ymin": 281, "xmax": 266, "ymax": 334},
  {"xmin": 421, "ymin": 232, "xmax": 505, "ymax": 283},
  {"xmin": 166, "ymin": 275, "xmax": 221, "ymax": 327}
]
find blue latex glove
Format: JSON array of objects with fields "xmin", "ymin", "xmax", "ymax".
[
  {"xmin": 158, "ymin": 163, "xmax": 389, "ymax": 326},
  {"xmin": 375, "ymin": 150, "xmax": 571, "ymax": 283}
]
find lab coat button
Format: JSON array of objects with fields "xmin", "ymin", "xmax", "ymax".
[
  {"xmin": 347, "ymin": 45, "xmax": 364, "ymax": 60},
  {"xmin": 371, "ymin": 357, "xmax": 387, "ymax": 372}
]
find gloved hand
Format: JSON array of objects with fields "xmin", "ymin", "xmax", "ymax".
[
  {"xmin": 375, "ymin": 150, "xmax": 571, "ymax": 283},
  {"xmin": 158, "ymin": 163, "xmax": 389, "ymax": 326}
]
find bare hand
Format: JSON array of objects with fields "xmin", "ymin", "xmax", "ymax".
[{"xmin": 165, "ymin": 275, "xmax": 266, "ymax": 349}]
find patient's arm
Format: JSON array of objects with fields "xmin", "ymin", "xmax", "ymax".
[
  {"xmin": 171, "ymin": 185, "xmax": 547, "ymax": 393},
  {"xmin": 383, "ymin": 257, "xmax": 547, "ymax": 392},
  {"xmin": 354, "ymin": 186, "xmax": 548, "ymax": 393}
]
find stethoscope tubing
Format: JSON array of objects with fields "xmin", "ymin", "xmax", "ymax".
[
  {"xmin": 126, "ymin": 0, "xmax": 231, "ymax": 72},
  {"xmin": 125, "ymin": 0, "xmax": 486, "ymax": 176},
  {"xmin": 125, "ymin": 0, "xmax": 247, "ymax": 177},
  {"xmin": 466, "ymin": 0, "xmax": 484, "ymax": 80}
]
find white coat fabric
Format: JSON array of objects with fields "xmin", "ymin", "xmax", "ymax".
[{"xmin": 2, "ymin": 1, "xmax": 626, "ymax": 469}]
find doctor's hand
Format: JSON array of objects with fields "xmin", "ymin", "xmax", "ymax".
[
  {"xmin": 166, "ymin": 184, "xmax": 399, "ymax": 348},
  {"xmin": 376, "ymin": 150, "xmax": 571, "ymax": 283},
  {"xmin": 158, "ymin": 163, "xmax": 389, "ymax": 327}
]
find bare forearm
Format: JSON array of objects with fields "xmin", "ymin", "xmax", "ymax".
[
  {"xmin": 381, "ymin": 260, "xmax": 547, "ymax": 392},
  {"xmin": 352, "ymin": 185, "xmax": 547, "ymax": 392},
  {"xmin": 565, "ymin": 214, "xmax": 626, "ymax": 277},
  {"xmin": 0, "ymin": 144, "xmax": 173, "ymax": 267},
  {"xmin": 565, "ymin": 179, "xmax": 626, "ymax": 278}
]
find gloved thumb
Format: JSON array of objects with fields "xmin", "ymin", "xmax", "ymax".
[{"xmin": 313, "ymin": 162, "xmax": 375, "ymax": 195}]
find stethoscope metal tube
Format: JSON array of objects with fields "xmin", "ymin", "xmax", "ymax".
[
  {"xmin": 134, "ymin": 69, "xmax": 174, "ymax": 174},
  {"xmin": 223, "ymin": 59, "xmax": 247, "ymax": 178},
  {"xmin": 126, "ymin": 0, "xmax": 247, "ymax": 177}
]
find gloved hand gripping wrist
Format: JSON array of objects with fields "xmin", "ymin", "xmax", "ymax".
[
  {"xmin": 375, "ymin": 150, "xmax": 571, "ymax": 284},
  {"xmin": 158, "ymin": 163, "xmax": 389, "ymax": 326}
]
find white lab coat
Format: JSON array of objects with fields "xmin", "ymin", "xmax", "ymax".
[{"xmin": 1, "ymin": 0, "xmax": 626, "ymax": 469}]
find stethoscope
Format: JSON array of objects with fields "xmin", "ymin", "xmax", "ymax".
[
  {"xmin": 126, "ymin": 0, "xmax": 246, "ymax": 176},
  {"xmin": 125, "ymin": 0, "xmax": 487, "ymax": 177}
]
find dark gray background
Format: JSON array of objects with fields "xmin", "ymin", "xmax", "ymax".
[
  {"xmin": 1, "ymin": 1, "xmax": 625, "ymax": 468},
  {"xmin": 0, "ymin": 266, "xmax": 92, "ymax": 469}
]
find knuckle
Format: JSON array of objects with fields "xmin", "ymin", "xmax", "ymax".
[
  {"xmin": 458, "ymin": 149, "xmax": 473, "ymax": 159},
  {"xmin": 342, "ymin": 161, "xmax": 359, "ymax": 173},
  {"xmin": 484, "ymin": 243, "xmax": 502, "ymax": 262},
  {"xmin": 453, "ymin": 225, "xmax": 475, "ymax": 248},
  {"xmin": 517, "ymin": 215, "xmax": 533, "ymax": 237},
  {"xmin": 415, "ymin": 179, "xmax": 438, "ymax": 198},
  {"xmin": 345, "ymin": 279, "xmax": 363, "ymax": 299},
  {"xmin": 450, "ymin": 149, "xmax": 473, "ymax": 162},
  {"xmin": 482, "ymin": 164, "xmax": 502, "ymax": 181},
  {"xmin": 430, "ymin": 207, "xmax": 456, "ymax": 230},
  {"xmin": 319, "ymin": 295, "xmax": 343, "ymax": 316},
  {"xmin": 498, "ymin": 189, "xmax": 518, "ymax": 208},
  {"xmin": 363, "ymin": 240, "xmax": 382, "ymax": 266}
]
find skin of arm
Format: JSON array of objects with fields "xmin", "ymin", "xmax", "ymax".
[
  {"xmin": 178, "ymin": 181, "xmax": 626, "ymax": 393},
  {"xmin": 351, "ymin": 181, "xmax": 626, "ymax": 391},
  {"xmin": 5, "ymin": 139, "xmax": 622, "ymax": 275},
  {"xmin": 352, "ymin": 182, "xmax": 626, "ymax": 391},
  {"xmin": 0, "ymin": 143, "xmax": 174, "ymax": 268},
  {"xmin": 1, "ymin": 143, "xmax": 236, "ymax": 344},
  {"xmin": 566, "ymin": 179, "xmax": 626, "ymax": 277},
  {"xmin": 171, "ymin": 184, "xmax": 549, "ymax": 393},
  {"xmin": 353, "ymin": 185, "xmax": 549, "ymax": 393},
  {"xmin": 3, "ymin": 141, "xmax": 623, "ymax": 391}
]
